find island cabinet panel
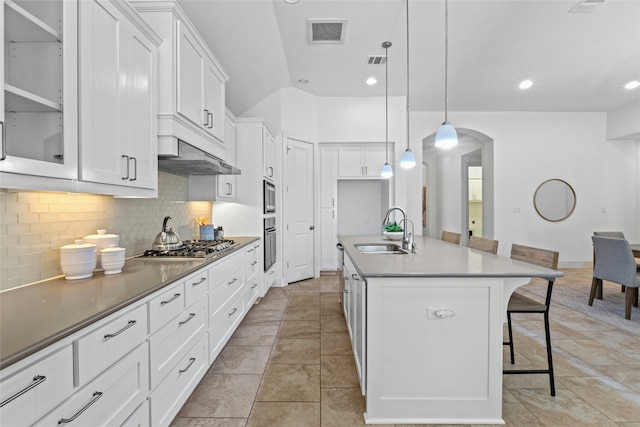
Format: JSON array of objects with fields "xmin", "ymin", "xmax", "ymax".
[{"xmin": 365, "ymin": 277, "xmax": 504, "ymax": 424}]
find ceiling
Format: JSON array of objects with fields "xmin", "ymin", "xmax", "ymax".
[{"xmin": 180, "ymin": 0, "xmax": 640, "ymax": 117}]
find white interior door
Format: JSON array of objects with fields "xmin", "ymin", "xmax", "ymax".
[{"xmin": 285, "ymin": 137, "xmax": 314, "ymax": 283}]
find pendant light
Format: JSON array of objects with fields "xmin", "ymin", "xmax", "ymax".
[
  {"xmin": 400, "ymin": 0, "xmax": 416, "ymax": 169},
  {"xmin": 435, "ymin": 0, "xmax": 458, "ymax": 149},
  {"xmin": 380, "ymin": 41, "xmax": 394, "ymax": 179}
]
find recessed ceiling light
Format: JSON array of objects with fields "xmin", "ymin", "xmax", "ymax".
[
  {"xmin": 366, "ymin": 77, "xmax": 377, "ymax": 85},
  {"xmin": 519, "ymin": 79, "xmax": 533, "ymax": 90},
  {"xmin": 298, "ymin": 79, "xmax": 309, "ymax": 84},
  {"xmin": 283, "ymin": 0, "xmax": 299, "ymax": 4},
  {"xmin": 624, "ymin": 80, "xmax": 640, "ymax": 90}
]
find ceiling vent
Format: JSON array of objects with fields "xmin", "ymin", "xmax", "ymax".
[
  {"xmin": 569, "ymin": 0, "xmax": 605, "ymax": 13},
  {"xmin": 367, "ymin": 55, "xmax": 387, "ymax": 65},
  {"xmin": 307, "ymin": 19, "xmax": 347, "ymax": 44}
]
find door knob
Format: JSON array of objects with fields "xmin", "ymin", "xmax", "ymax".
[{"xmin": 309, "ymin": 226, "xmax": 315, "ymax": 230}]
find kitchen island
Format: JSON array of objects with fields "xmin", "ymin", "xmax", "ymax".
[{"xmin": 338, "ymin": 235, "xmax": 563, "ymax": 425}]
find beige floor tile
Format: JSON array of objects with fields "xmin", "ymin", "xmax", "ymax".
[
  {"xmin": 616, "ymin": 423, "xmax": 640, "ymax": 427},
  {"xmin": 511, "ymin": 388, "xmax": 619, "ymax": 426},
  {"xmin": 320, "ymin": 292, "xmax": 342, "ymax": 304},
  {"xmin": 320, "ymin": 388, "xmax": 387, "ymax": 427},
  {"xmin": 288, "ymin": 293, "xmax": 320, "ymax": 306},
  {"xmin": 580, "ymin": 330, "xmax": 640, "ymax": 356},
  {"xmin": 320, "ymin": 280, "xmax": 340, "ymax": 293},
  {"xmin": 227, "ymin": 325, "xmax": 279, "ymax": 346},
  {"xmin": 321, "ymin": 300, "xmax": 343, "ymax": 316},
  {"xmin": 595, "ymin": 365, "xmax": 640, "ymax": 393},
  {"xmin": 560, "ymin": 376, "xmax": 640, "ymax": 422},
  {"xmin": 177, "ymin": 374, "xmax": 261, "ymax": 418},
  {"xmin": 277, "ymin": 320, "xmax": 320, "ymax": 339},
  {"xmin": 515, "ymin": 319, "xmax": 589, "ymax": 340},
  {"xmin": 321, "ymin": 332, "xmax": 353, "ymax": 355},
  {"xmin": 321, "ymin": 355, "xmax": 360, "ymax": 388},
  {"xmin": 522, "ymin": 346, "xmax": 605, "ymax": 377},
  {"xmin": 246, "ymin": 402, "xmax": 320, "ymax": 427},
  {"xmin": 552, "ymin": 313, "xmax": 616, "ymax": 333},
  {"xmin": 321, "ymin": 315, "xmax": 348, "ymax": 333},
  {"xmin": 283, "ymin": 305, "xmax": 320, "ymax": 321},
  {"xmin": 250, "ymin": 297, "xmax": 288, "ymax": 312},
  {"xmin": 501, "ymin": 401, "xmax": 544, "ymax": 426},
  {"xmin": 262, "ymin": 286, "xmax": 292, "ymax": 300},
  {"xmin": 255, "ymin": 363, "xmax": 321, "ymax": 402},
  {"xmin": 269, "ymin": 338, "xmax": 320, "ymax": 364},
  {"xmin": 170, "ymin": 418, "xmax": 247, "ymax": 427},
  {"xmin": 240, "ymin": 309, "xmax": 283, "ymax": 326},
  {"xmin": 211, "ymin": 345, "xmax": 272, "ymax": 374},
  {"xmin": 554, "ymin": 339, "xmax": 638, "ymax": 366}
]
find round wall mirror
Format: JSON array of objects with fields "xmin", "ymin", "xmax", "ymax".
[{"xmin": 533, "ymin": 179, "xmax": 576, "ymax": 222}]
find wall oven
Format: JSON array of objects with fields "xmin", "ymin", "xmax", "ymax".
[
  {"xmin": 264, "ymin": 217, "xmax": 276, "ymax": 272},
  {"xmin": 263, "ymin": 180, "xmax": 275, "ymax": 213}
]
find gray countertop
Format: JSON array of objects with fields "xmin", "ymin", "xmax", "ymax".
[
  {"xmin": 339, "ymin": 235, "xmax": 564, "ymax": 279},
  {"xmin": 0, "ymin": 237, "xmax": 259, "ymax": 370}
]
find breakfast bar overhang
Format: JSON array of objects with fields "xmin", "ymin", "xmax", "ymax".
[{"xmin": 338, "ymin": 235, "xmax": 563, "ymax": 425}]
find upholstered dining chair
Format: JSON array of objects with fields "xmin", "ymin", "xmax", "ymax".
[
  {"xmin": 590, "ymin": 236, "xmax": 640, "ymax": 320},
  {"xmin": 441, "ymin": 230, "xmax": 461, "ymax": 245},
  {"xmin": 468, "ymin": 236, "xmax": 498, "ymax": 254},
  {"xmin": 503, "ymin": 243, "xmax": 559, "ymax": 396},
  {"xmin": 593, "ymin": 231, "xmax": 640, "ymax": 294}
]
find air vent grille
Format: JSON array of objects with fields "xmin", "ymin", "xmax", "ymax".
[
  {"xmin": 569, "ymin": 0, "xmax": 605, "ymax": 13},
  {"xmin": 307, "ymin": 19, "xmax": 348, "ymax": 44},
  {"xmin": 367, "ymin": 55, "xmax": 387, "ymax": 65}
]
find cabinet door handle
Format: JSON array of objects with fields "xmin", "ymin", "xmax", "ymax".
[
  {"xmin": 103, "ymin": 320, "xmax": 136, "ymax": 339},
  {"xmin": 130, "ymin": 157, "xmax": 137, "ymax": 181},
  {"xmin": 208, "ymin": 112, "xmax": 213, "ymax": 129},
  {"xmin": 121, "ymin": 155, "xmax": 130, "ymax": 180},
  {"xmin": 351, "ymin": 274, "xmax": 359, "ymax": 281},
  {"xmin": 179, "ymin": 358, "xmax": 196, "ymax": 374},
  {"xmin": 203, "ymin": 109, "xmax": 210, "ymax": 126},
  {"xmin": 227, "ymin": 278, "xmax": 237, "ymax": 286},
  {"xmin": 251, "ymin": 283, "xmax": 258, "ymax": 289},
  {"xmin": 0, "ymin": 375, "xmax": 46, "ymax": 408},
  {"xmin": 365, "ymin": 166, "xmax": 368, "ymax": 175},
  {"xmin": 191, "ymin": 277, "xmax": 206, "ymax": 287},
  {"xmin": 247, "ymin": 248, "xmax": 254, "ymax": 253},
  {"xmin": 251, "ymin": 261, "xmax": 257, "ymax": 266},
  {"xmin": 228, "ymin": 307, "xmax": 238, "ymax": 316},
  {"xmin": 268, "ymin": 166, "xmax": 273, "ymax": 177},
  {"xmin": 57, "ymin": 391, "xmax": 103, "ymax": 424},
  {"xmin": 178, "ymin": 313, "xmax": 196, "ymax": 326},
  {"xmin": 0, "ymin": 121, "xmax": 5, "ymax": 161},
  {"xmin": 226, "ymin": 182, "xmax": 232, "ymax": 195},
  {"xmin": 160, "ymin": 293, "xmax": 181, "ymax": 306}
]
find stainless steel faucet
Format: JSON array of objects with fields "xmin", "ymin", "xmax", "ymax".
[{"xmin": 383, "ymin": 206, "xmax": 415, "ymax": 252}]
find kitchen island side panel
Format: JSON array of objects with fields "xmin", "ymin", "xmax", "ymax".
[{"xmin": 365, "ymin": 277, "xmax": 505, "ymax": 425}]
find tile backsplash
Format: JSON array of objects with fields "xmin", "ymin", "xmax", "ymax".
[{"xmin": 0, "ymin": 172, "xmax": 211, "ymax": 291}]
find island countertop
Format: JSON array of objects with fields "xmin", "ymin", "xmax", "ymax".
[
  {"xmin": 0, "ymin": 237, "xmax": 259, "ymax": 370},
  {"xmin": 338, "ymin": 235, "xmax": 563, "ymax": 279}
]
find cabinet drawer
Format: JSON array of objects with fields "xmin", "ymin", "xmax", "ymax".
[
  {"xmin": 265, "ymin": 266, "xmax": 277, "ymax": 289},
  {"xmin": 210, "ymin": 266, "xmax": 244, "ymax": 310},
  {"xmin": 208, "ymin": 251, "xmax": 244, "ymax": 291},
  {"xmin": 244, "ymin": 273, "xmax": 260, "ymax": 310},
  {"xmin": 209, "ymin": 290, "xmax": 245, "ymax": 363},
  {"xmin": 149, "ymin": 334, "xmax": 208, "ymax": 427},
  {"xmin": 0, "ymin": 346, "xmax": 74, "ymax": 427},
  {"xmin": 75, "ymin": 304, "xmax": 148, "ymax": 386},
  {"xmin": 149, "ymin": 297, "xmax": 207, "ymax": 390},
  {"xmin": 121, "ymin": 399, "xmax": 149, "ymax": 427},
  {"xmin": 148, "ymin": 281, "xmax": 185, "ymax": 333},
  {"xmin": 184, "ymin": 269, "xmax": 208, "ymax": 308},
  {"xmin": 245, "ymin": 246, "xmax": 259, "ymax": 279},
  {"xmin": 34, "ymin": 344, "xmax": 149, "ymax": 427}
]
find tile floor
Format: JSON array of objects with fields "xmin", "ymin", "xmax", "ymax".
[{"xmin": 171, "ymin": 268, "xmax": 640, "ymax": 427}]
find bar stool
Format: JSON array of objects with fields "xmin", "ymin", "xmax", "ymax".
[{"xmin": 441, "ymin": 231, "xmax": 461, "ymax": 245}]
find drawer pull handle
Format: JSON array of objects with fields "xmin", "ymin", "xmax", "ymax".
[
  {"xmin": 351, "ymin": 274, "xmax": 360, "ymax": 281},
  {"xmin": 191, "ymin": 277, "xmax": 206, "ymax": 287},
  {"xmin": 227, "ymin": 278, "xmax": 237, "ymax": 285},
  {"xmin": 179, "ymin": 313, "xmax": 196, "ymax": 326},
  {"xmin": 247, "ymin": 248, "xmax": 254, "ymax": 253},
  {"xmin": 179, "ymin": 358, "xmax": 196, "ymax": 374},
  {"xmin": 0, "ymin": 375, "xmax": 46, "ymax": 408},
  {"xmin": 228, "ymin": 308, "xmax": 238, "ymax": 317},
  {"xmin": 251, "ymin": 283, "xmax": 258, "ymax": 289},
  {"xmin": 251, "ymin": 261, "xmax": 258, "ymax": 266},
  {"xmin": 57, "ymin": 391, "xmax": 103, "ymax": 424},
  {"xmin": 104, "ymin": 320, "xmax": 137, "ymax": 339},
  {"xmin": 160, "ymin": 293, "xmax": 181, "ymax": 306}
]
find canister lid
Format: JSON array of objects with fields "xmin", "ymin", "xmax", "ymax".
[
  {"xmin": 84, "ymin": 229, "xmax": 119, "ymax": 240},
  {"xmin": 100, "ymin": 244, "xmax": 125, "ymax": 253},
  {"xmin": 60, "ymin": 239, "xmax": 97, "ymax": 251}
]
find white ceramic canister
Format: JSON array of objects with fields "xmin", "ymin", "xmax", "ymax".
[
  {"xmin": 60, "ymin": 240, "xmax": 97, "ymax": 280},
  {"xmin": 100, "ymin": 245, "xmax": 126, "ymax": 275},
  {"xmin": 83, "ymin": 230, "xmax": 119, "ymax": 271}
]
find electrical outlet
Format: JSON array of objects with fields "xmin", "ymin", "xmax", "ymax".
[{"xmin": 427, "ymin": 307, "xmax": 446, "ymax": 319}]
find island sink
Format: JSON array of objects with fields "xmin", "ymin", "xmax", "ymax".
[{"xmin": 355, "ymin": 244, "xmax": 408, "ymax": 255}]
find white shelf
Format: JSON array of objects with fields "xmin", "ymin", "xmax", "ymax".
[
  {"xmin": 4, "ymin": 0, "xmax": 61, "ymax": 43},
  {"xmin": 5, "ymin": 84, "xmax": 61, "ymax": 112}
]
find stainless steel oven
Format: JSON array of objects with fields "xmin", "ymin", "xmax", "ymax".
[
  {"xmin": 264, "ymin": 217, "xmax": 276, "ymax": 271},
  {"xmin": 263, "ymin": 180, "xmax": 275, "ymax": 213}
]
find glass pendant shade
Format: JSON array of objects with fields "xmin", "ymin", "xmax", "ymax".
[
  {"xmin": 400, "ymin": 149, "xmax": 416, "ymax": 169},
  {"xmin": 434, "ymin": 122, "xmax": 458, "ymax": 149},
  {"xmin": 381, "ymin": 162, "xmax": 393, "ymax": 179}
]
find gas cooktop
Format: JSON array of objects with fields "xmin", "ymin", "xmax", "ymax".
[{"xmin": 141, "ymin": 239, "xmax": 237, "ymax": 260}]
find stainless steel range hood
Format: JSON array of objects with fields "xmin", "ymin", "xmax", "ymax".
[{"xmin": 158, "ymin": 140, "xmax": 240, "ymax": 176}]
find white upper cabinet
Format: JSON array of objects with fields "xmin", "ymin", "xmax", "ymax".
[
  {"xmin": 78, "ymin": 0, "xmax": 159, "ymax": 190},
  {"xmin": 216, "ymin": 110, "xmax": 237, "ymax": 200},
  {"xmin": 1, "ymin": 0, "xmax": 78, "ymax": 179},
  {"xmin": 263, "ymin": 126, "xmax": 276, "ymax": 181},
  {"xmin": 338, "ymin": 144, "xmax": 386, "ymax": 178},
  {"xmin": 132, "ymin": 1, "xmax": 229, "ymax": 161}
]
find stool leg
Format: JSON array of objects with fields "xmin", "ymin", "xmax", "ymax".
[
  {"xmin": 507, "ymin": 312, "xmax": 515, "ymax": 364},
  {"xmin": 544, "ymin": 311, "xmax": 555, "ymax": 396}
]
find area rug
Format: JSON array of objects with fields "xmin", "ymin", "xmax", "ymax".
[{"xmin": 518, "ymin": 268, "xmax": 640, "ymax": 336}]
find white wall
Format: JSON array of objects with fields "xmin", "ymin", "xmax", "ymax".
[{"xmin": 607, "ymin": 101, "xmax": 640, "ymax": 140}]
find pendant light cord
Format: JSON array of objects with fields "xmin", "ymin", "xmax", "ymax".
[
  {"xmin": 444, "ymin": 0, "xmax": 449, "ymax": 123},
  {"xmin": 406, "ymin": 0, "xmax": 410, "ymax": 150},
  {"xmin": 385, "ymin": 43, "xmax": 389, "ymax": 163}
]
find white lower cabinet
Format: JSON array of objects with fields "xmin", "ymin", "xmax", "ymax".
[
  {"xmin": 209, "ymin": 290, "xmax": 245, "ymax": 363},
  {"xmin": 33, "ymin": 343, "xmax": 149, "ymax": 427},
  {"xmin": 149, "ymin": 334, "xmax": 208, "ymax": 427},
  {"xmin": 122, "ymin": 400, "xmax": 150, "ymax": 427},
  {"xmin": 0, "ymin": 346, "xmax": 74, "ymax": 427}
]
